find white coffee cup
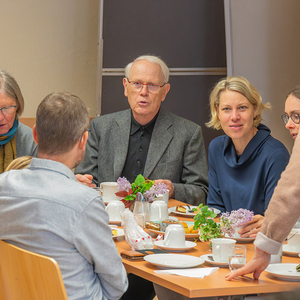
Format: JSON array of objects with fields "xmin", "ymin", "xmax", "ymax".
[
  {"xmin": 150, "ymin": 200, "xmax": 169, "ymax": 222},
  {"xmin": 105, "ymin": 200, "xmax": 125, "ymax": 221},
  {"xmin": 163, "ymin": 224, "xmax": 186, "ymax": 248},
  {"xmin": 211, "ymin": 238, "xmax": 236, "ymax": 263},
  {"xmin": 286, "ymin": 228, "xmax": 300, "ymax": 252},
  {"xmin": 99, "ymin": 182, "xmax": 119, "ymax": 203}
]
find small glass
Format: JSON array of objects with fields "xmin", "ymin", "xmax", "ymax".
[
  {"xmin": 229, "ymin": 245, "xmax": 247, "ymax": 272},
  {"xmin": 133, "ymin": 192, "xmax": 150, "ymax": 223},
  {"xmin": 134, "ymin": 214, "xmax": 145, "ymax": 228}
]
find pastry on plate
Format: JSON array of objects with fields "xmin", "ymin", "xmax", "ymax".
[
  {"xmin": 176, "ymin": 205, "xmax": 186, "ymax": 213},
  {"xmin": 145, "ymin": 222, "xmax": 160, "ymax": 231}
]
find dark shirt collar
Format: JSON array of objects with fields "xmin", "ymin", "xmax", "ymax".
[{"xmin": 130, "ymin": 110, "xmax": 159, "ymax": 135}]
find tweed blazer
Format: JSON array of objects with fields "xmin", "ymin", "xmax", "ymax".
[{"xmin": 76, "ymin": 109, "xmax": 208, "ymax": 205}]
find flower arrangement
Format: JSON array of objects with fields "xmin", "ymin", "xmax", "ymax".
[
  {"xmin": 116, "ymin": 174, "xmax": 168, "ymax": 208},
  {"xmin": 220, "ymin": 208, "xmax": 254, "ymax": 237},
  {"xmin": 193, "ymin": 204, "xmax": 223, "ymax": 242}
]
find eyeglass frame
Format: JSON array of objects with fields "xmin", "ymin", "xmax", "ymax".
[
  {"xmin": 126, "ymin": 78, "xmax": 167, "ymax": 93},
  {"xmin": 0, "ymin": 105, "xmax": 17, "ymax": 116},
  {"xmin": 281, "ymin": 112, "xmax": 300, "ymax": 125}
]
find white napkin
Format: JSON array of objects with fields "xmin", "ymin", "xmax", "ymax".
[{"xmin": 154, "ymin": 267, "xmax": 219, "ymax": 278}]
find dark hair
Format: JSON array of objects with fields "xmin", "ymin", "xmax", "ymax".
[
  {"xmin": 36, "ymin": 92, "xmax": 89, "ymax": 155},
  {"xmin": 0, "ymin": 70, "xmax": 24, "ymax": 116}
]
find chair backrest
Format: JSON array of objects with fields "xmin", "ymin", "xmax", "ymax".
[{"xmin": 0, "ymin": 240, "xmax": 68, "ymax": 300}]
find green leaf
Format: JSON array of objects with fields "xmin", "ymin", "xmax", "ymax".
[
  {"xmin": 124, "ymin": 195, "xmax": 135, "ymax": 201},
  {"xmin": 134, "ymin": 174, "xmax": 145, "ymax": 186}
]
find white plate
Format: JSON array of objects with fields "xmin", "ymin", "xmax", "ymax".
[
  {"xmin": 144, "ymin": 254, "xmax": 204, "ymax": 269},
  {"xmin": 147, "ymin": 221, "xmax": 199, "ymax": 239},
  {"xmin": 112, "ymin": 228, "xmax": 124, "ymax": 239},
  {"xmin": 200, "ymin": 254, "xmax": 229, "ymax": 267},
  {"xmin": 224, "ymin": 234, "xmax": 255, "ymax": 243},
  {"xmin": 282, "ymin": 245, "xmax": 300, "ymax": 257},
  {"xmin": 168, "ymin": 206, "xmax": 220, "ymax": 217},
  {"xmin": 154, "ymin": 240, "xmax": 197, "ymax": 252},
  {"xmin": 265, "ymin": 263, "xmax": 300, "ymax": 281}
]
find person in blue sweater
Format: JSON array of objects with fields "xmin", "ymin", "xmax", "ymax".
[{"xmin": 206, "ymin": 76, "xmax": 289, "ymax": 238}]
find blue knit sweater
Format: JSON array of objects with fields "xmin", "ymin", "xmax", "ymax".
[{"xmin": 207, "ymin": 124, "xmax": 290, "ymax": 215}]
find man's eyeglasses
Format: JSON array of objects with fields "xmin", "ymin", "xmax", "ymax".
[
  {"xmin": 0, "ymin": 105, "xmax": 17, "ymax": 116},
  {"xmin": 127, "ymin": 79, "xmax": 167, "ymax": 93},
  {"xmin": 281, "ymin": 113, "xmax": 300, "ymax": 125}
]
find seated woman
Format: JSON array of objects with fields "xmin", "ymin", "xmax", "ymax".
[
  {"xmin": 206, "ymin": 76, "xmax": 289, "ymax": 237},
  {"xmin": 0, "ymin": 70, "xmax": 37, "ymax": 173}
]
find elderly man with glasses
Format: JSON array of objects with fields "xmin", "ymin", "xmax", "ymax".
[
  {"xmin": 76, "ymin": 55, "xmax": 208, "ymax": 206},
  {"xmin": 75, "ymin": 55, "xmax": 209, "ymax": 300}
]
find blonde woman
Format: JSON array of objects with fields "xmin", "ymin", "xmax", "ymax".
[{"xmin": 206, "ymin": 76, "xmax": 289, "ymax": 238}]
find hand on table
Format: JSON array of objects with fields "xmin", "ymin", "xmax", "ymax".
[
  {"xmin": 75, "ymin": 174, "xmax": 96, "ymax": 188},
  {"xmin": 154, "ymin": 179, "xmax": 174, "ymax": 198},
  {"xmin": 225, "ymin": 247, "xmax": 271, "ymax": 280},
  {"xmin": 238, "ymin": 214, "xmax": 264, "ymax": 238}
]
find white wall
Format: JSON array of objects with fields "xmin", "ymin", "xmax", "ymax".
[
  {"xmin": 0, "ymin": 0, "xmax": 99, "ymax": 118},
  {"xmin": 225, "ymin": 0, "xmax": 300, "ymax": 152}
]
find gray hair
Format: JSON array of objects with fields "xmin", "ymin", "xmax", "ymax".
[
  {"xmin": 36, "ymin": 92, "xmax": 89, "ymax": 155},
  {"xmin": 0, "ymin": 70, "xmax": 24, "ymax": 116},
  {"xmin": 124, "ymin": 55, "xmax": 169, "ymax": 83}
]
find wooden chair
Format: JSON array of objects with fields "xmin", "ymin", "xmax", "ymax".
[{"xmin": 0, "ymin": 240, "xmax": 68, "ymax": 300}]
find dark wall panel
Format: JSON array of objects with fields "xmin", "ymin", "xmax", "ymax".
[{"xmin": 103, "ymin": 0, "xmax": 226, "ymax": 68}]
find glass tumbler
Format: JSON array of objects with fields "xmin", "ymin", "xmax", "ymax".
[{"xmin": 229, "ymin": 245, "xmax": 247, "ymax": 272}]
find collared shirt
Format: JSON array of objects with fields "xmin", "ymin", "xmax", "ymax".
[
  {"xmin": 0, "ymin": 158, "xmax": 128, "ymax": 300},
  {"xmin": 121, "ymin": 111, "xmax": 158, "ymax": 182}
]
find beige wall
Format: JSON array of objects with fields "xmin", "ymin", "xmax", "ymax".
[
  {"xmin": 0, "ymin": 0, "xmax": 99, "ymax": 118},
  {"xmin": 225, "ymin": 0, "xmax": 300, "ymax": 153}
]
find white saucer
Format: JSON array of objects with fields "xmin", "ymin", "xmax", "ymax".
[
  {"xmin": 144, "ymin": 253, "xmax": 205, "ymax": 269},
  {"xmin": 224, "ymin": 234, "xmax": 255, "ymax": 243},
  {"xmin": 200, "ymin": 254, "xmax": 228, "ymax": 267},
  {"xmin": 265, "ymin": 263, "xmax": 300, "ymax": 281},
  {"xmin": 282, "ymin": 244, "xmax": 300, "ymax": 257},
  {"xmin": 154, "ymin": 240, "xmax": 197, "ymax": 252},
  {"xmin": 112, "ymin": 228, "xmax": 124, "ymax": 239}
]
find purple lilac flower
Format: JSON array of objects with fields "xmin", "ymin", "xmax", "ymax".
[
  {"xmin": 220, "ymin": 209, "xmax": 254, "ymax": 237},
  {"xmin": 144, "ymin": 183, "xmax": 168, "ymax": 202},
  {"xmin": 117, "ymin": 177, "xmax": 132, "ymax": 192}
]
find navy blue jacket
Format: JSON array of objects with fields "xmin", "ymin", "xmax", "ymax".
[{"xmin": 207, "ymin": 124, "xmax": 289, "ymax": 215}]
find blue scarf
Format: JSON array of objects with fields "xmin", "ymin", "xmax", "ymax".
[{"xmin": 0, "ymin": 117, "xmax": 19, "ymax": 145}]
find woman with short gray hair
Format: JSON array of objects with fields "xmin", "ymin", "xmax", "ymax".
[{"xmin": 0, "ymin": 70, "xmax": 37, "ymax": 173}]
